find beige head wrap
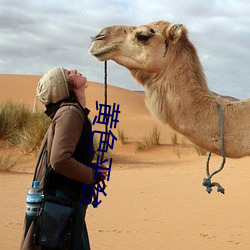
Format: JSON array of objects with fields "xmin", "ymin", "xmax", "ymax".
[{"xmin": 36, "ymin": 67, "xmax": 70, "ymax": 105}]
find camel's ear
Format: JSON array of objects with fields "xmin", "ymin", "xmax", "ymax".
[{"xmin": 167, "ymin": 23, "xmax": 184, "ymax": 43}]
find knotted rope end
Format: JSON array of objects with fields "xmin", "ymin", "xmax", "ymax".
[{"xmin": 202, "ymin": 178, "xmax": 225, "ymax": 194}]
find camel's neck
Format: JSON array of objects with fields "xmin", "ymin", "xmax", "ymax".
[
  {"xmin": 144, "ymin": 68, "xmax": 217, "ymax": 130},
  {"xmin": 144, "ymin": 73, "xmax": 223, "ymax": 154},
  {"xmin": 131, "ymin": 44, "xmax": 225, "ymax": 155}
]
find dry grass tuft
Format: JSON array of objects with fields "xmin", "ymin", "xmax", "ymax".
[
  {"xmin": 117, "ymin": 128, "xmax": 128, "ymax": 144},
  {"xmin": 0, "ymin": 152, "xmax": 18, "ymax": 172},
  {"xmin": 0, "ymin": 101, "xmax": 50, "ymax": 153},
  {"xmin": 195, "ymin": 146, "xmax": 207, "ymax": 156},
  {"xmin": 136, "ymin": 126, "xmax": 160, "ymax": 152}
]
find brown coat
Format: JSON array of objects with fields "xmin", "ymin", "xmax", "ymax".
[{"xmin": 20, "ymin": 102, "xmax": 95, "ymax": 250}]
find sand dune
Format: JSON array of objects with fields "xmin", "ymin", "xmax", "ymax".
[{"xmin": 1, "ymin": 74, "xmax": 250, "ymax": 250}]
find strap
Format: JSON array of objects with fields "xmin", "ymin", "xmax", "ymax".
[{"xmin": 32, "ymin": 126, "xmax": 50, "ymax": 185}]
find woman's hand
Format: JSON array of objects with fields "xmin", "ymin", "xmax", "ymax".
[
  {"xmin": 91, "ymin": 163, "xmax": 108, "ymax": 184},
  {"xmin": 98, "ymin": 165, "xmax": 108, "ymax": 180}
]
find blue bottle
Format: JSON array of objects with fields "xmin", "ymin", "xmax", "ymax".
[{"xmin": 26, "ymin": 180, "xmax": 44, "ymax": 218}]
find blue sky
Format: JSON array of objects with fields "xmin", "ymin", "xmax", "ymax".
[{"xmin": 1, "ymin": 0, "xmax": 250, "ymax": 99}]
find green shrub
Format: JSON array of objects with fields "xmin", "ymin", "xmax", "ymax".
[
  {"xmin": 117, "ymin": 128, "xmax": 128, "ymax": 144},
  {"xmin": 0, "ymin": 101, "xmax": 31, "ymax": 143},
  {"xmin": 136, "ymin": 137, "xmax": 150, "ymax": 152},
  {"xmin": 0, "ymin": 152, "xmax": 18, "ymax": 172},
  {"xmin": 0, "ymin": 101, "xmax": 50, "ymax": 153},
  {"xmin": 171, "ymin": 133, "xmax": 178, "ymax": 145},
  {"xmin": 151, "ymin": 126, "xmax": 160, "ymax": 145},
  {"xmin": 195, "ymin": 146, "xmax": 207, "ymax": 156},
  {"xmin": 136, "ymin": 126, "xmax": 161, "ymax": 152},
  {"xmin": 18, "ymin": 111, "xmax": 50, "ymax": 153}
]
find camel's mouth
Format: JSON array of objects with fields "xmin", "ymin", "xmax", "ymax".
[{"xmin": 89, "ymin": 44, "xmax": 118, "ymax": 60}]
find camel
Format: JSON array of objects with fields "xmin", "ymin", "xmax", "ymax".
[{"xmin": 89, "ymin": 21, "xmax": 250, "ymax": 159}]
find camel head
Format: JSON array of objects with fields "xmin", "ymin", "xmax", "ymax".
[{"xmin": 89, "ymin": 21, "xmax": 188, "ymax": 85}]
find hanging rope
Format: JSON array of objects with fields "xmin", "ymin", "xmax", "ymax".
[
  {"xmin": 99, "ymin": 61, "xmax": 108, "ymax": 190},
  {"xmin": 101, "ymin": 60, "xmax": 108, "ymax": 162},
  {"xmin": 92, "ymin": 61, "xmax": 108, "ymax": 207},
  {"xmin": 202, "ymin": 104, "xmax": 226, "ymax": 194}
]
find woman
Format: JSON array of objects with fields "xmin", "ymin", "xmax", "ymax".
[{"xmin": 21, "ymin": 67, "xmax": 107, "ymax": 250}]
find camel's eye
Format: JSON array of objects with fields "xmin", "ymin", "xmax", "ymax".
[{"xmin": 136, "ymin": 33, "xmax": 152, "ymax": 42}]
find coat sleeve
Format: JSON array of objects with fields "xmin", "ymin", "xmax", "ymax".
[{"xmin": 49, "ymin": 105, "xmax": 95, "ymax": 184}]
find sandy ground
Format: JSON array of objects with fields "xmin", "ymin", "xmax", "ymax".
[{"xmin": 1, "ymin": 74, "xmax": 250, "ymax": 250}]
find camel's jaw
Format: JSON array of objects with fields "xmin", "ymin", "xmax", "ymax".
[{"xmin": 89, "ymin": 42, "xmax": 118, "ymax": 61}]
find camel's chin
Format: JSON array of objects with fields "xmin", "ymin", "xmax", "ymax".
[
  {"xmin": 89, "ymin": 44, "xmax": 118, "ymax": 61},
  {"xmin": 91, "ymin": 53, "xmax": 107, "ymax": 61}
]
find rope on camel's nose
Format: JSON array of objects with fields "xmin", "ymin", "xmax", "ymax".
[{"xmin": 202, "ymin": 104, "xmax": 226, "ymax": 194}]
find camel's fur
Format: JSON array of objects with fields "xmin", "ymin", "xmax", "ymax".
[{"xmin": 90, "ymin": 21, "xmax": 250, "ymax": 158}]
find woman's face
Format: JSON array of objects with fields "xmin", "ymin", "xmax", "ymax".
[{"xmin": 64, "ymin": 69, "xmax": 87, "ymax": 89}]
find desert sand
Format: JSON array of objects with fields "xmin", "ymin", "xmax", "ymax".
[{"xmin": 1, "ymin": 74, "xmax": 250, "ymax": 250}]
